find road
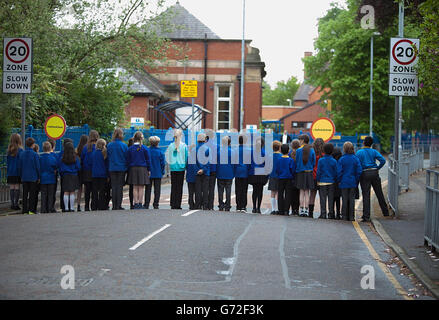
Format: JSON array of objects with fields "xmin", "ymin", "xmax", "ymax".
[{"xmin": 0, "ymin": 198, "xmax": 434, "ymax": 299}]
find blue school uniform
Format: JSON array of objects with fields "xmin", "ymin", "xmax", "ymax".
[
  {"xmin": 216, "ymin": 146, "xmax": 235, "ymax": 180},
  {"xmin": 39, "ymin": 153, "xmax": 58, "ymax": 185},
  {"xmin": 250, "ymin": 147, "xmax": 267, "ymax": 176},
  {"xmin": 207, "ymin": 142, "xmax": 218, "ymax": 175},
  {"xmin": 337, "ymin": 154, "xmax": 362, "ymax": 189},
  {"xmin": 7, "ymin": 148, "xmax": 23, "ymax": 178},
  {"xmin": 355, "ymin": 147, "xmax": 386, "ymax": 170},
  {"xmin": 107, "ymin": 139, "xmax": 128, "ymax": 172},
  {"xmin": 276, "ymin": 156, "xmax": 296, "ymax": 179},
  {"xmin": 126, "ymin": 144, "xmax": 151, "ymax": 170},
  {"xmin": 269, "ymin": 152, "xmax": 282, "ymax": 179},
  {"xmin": 81, "ymin": 144, "xmax": 95, "ymax": 172},
  {"xmin": 316, "ymin": 155, "xmax": 338, "ymax": 183},
  {"xmin": 195, "ymin": 142, "xmax": 210, "ymax": 176},
  {"xmin": 58, "ymin": 158, "xmax": 81, "ymax": 176},
  {"xmin": 295, "ymin": 146, "xmax": 316, "ymax": 173},
  {"xmin": 91, "ymin": 149, "xmax": 109, "ymax": 178},
  {"xmin": 19, "ymin": 147, "xmax": 40, "ymax": 182},
  {"xmin": 148, "ymin": 146, "xmax": 165, "ymax": 179},
  {"xmin": 235, "ymin": 145, "xmax": 252, "ymax": 178}
]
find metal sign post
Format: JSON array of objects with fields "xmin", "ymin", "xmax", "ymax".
[{"xmin": 3, "ymin": 37, "xmax": 33, "ymax": 141}]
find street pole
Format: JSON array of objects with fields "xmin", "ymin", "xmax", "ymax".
[
  {"xmin": 239, "ymin": 0, "xmax": 245, "ymax": 132},
  {"xmin": 21, "ymin": 93, "xmax": 26, "ymax": 142},
  {"xmin": 370, "ymin": 35, "xmax": 374, "ymax": 137}
]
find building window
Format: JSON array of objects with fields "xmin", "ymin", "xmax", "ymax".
[
  {"xmin": 292, "ymin": 121, "xmax": 312, "ymax": 129},
  {"xmin": 216, "ymin": 84, "xmax": 232, "ymax": 130}
]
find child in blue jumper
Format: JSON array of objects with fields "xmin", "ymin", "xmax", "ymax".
[
  {"xmin": 19, "ymin": 137, "xmax": 40, "ymax": 214},
  {"xmin": 194, "ymin": 133, "xmax": 210, "ymax": 210},
  {"xmin": 186, "ymin": 144, "xmax": 198, "ymax": 210},
  {"xmin": 58, "ymin": 142, "xmax": 81, "ymax": 212},
  {"xmin": 337, "ymin": 142, "xmax": 363, "ymax": 221},
  {"xmin": 6, "ymin": 133, "xmax": 23, "ymax": 210},
  {"xmin": 91, "ymin": 139, "xmax": 109, "ymax": 211},
  {"xmin": 216, "ymin": 136, "xmax": 235, "ymax": 211},
  {"xmin": 276, "ymin": 144, "xmax": 296, "ymax": 216},
  {"xmin": 268, "ymin": 140, "xmax": 282, "ymax": 215},
  {"xmin": 144, "ymin": 136, "xmax": 165, "ymax": 209},
  {"xmin": 316, "ymin": 143, "xmax": 338, "ymax": 219},
  {"xmin": 39, "ymin": 141, "xmax": 58, "ymax": 213}
]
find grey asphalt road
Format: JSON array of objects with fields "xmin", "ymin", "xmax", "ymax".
[{"xmin": 0, "ymin": 207, "xmax": 434, "ymax": 300}]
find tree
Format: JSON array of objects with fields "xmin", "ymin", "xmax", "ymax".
[
  {"xmin": 263, "ymin": 76, "xmax": 300, "ymax": 106},
  {"xmin": 0, "ymin": 0, "xmax": 180, "ymax": 145},
  {"xmin": 303, "ymin": 0, "xmax": 437, "ymax": 152}
]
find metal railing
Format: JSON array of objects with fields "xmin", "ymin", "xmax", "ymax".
[
  {"xmin": 399, "ymin": 149, "xmax": 424, "ymax": 191},
  {"xmin": 431, "ymin": 146, "xmax": 439, "ymax": 168},
  {"xmin": 387, "ymin": 154, "xmax": 399, "ymax": 214},
  {"xmin": 425, "ymin": 169, "xmax": 439, "ymax": 252}
]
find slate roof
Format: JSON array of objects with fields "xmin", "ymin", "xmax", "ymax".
[
  {"xmin": 293, "ymin": 83, "xmax": 315, "ymax": 102},
  {"xmin": 119, "ymin": 68, "xmax": 166, "ymax": 97},
  {"xmin": 279, "ymin": 100, "xmax": 322, "ymax": 121},
  {"xmin": 159, "ymin": 3, "xmax": 221, "ymax": 40}
]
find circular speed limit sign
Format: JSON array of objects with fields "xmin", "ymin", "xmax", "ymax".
[
  {"xmin": 392, "ymin": 39, "xmax": 417, "ymax": 66},
  {"xmin": 5, "ymin": 38, "xmax": 30, "ymax": 64}
]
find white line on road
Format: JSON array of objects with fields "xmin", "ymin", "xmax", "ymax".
[
  {"xmin": 129, "ymin": 224, "xmax": 171, "ymax": 251},
  {"xmin": 182, "ymin": 210, "xmax": 199, "ymax": 217}
]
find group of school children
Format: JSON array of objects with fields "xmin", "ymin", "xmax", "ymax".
[
  {"xmin": 5, "ymin": 128, "xmax": 165, "ymax": 214},
  {"xmin": 6, "ymin": 127, "xmax": 389, "ymax": 222}
]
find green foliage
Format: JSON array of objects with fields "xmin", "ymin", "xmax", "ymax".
[
  {"xmin": 0, "ymin": 0, "xmax": 177, "ymax": 138},
  {"xmin": 304, "ymin": 0, "xmax": 438, "ymax": 152},
  {"xmin": 263, "ymin": 77, "xmax": 300, "ymax": 106}
]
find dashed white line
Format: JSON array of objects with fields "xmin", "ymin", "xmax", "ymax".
[
  {"xmin": 182, "ymin": 210, "xmax": 199, "ymax": 217},
  {"xmin": 129, "ymin": 224, "xmax": 171, "ymax": 251}
]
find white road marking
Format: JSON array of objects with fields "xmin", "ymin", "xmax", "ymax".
[
  {"xmin": 182, "ymin": 210, "xmax": 199, "ymax": 217},
  {"xmin": 129, "ymin": 224, "xmax": 171, "ymax": 251}
]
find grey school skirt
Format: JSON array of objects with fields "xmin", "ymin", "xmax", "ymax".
[
  {"xmin": 296, "ymin": 171, "xmax": 315, "ymax": 190},
  {"xmin": 127, "ymin": 166, "xmax": 150, "ymax": 185}
]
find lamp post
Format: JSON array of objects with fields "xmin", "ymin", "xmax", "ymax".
[
  {"xmin": 370, "ymin": 31, "xmax": 380, "ymax": 137},
  {"xmin": 286, "ymin": 99, "xmax": 292, "ymax": 106},
  {"xmin": 239, "ymin": 0, "xmax": 245, "ymax": 131}
]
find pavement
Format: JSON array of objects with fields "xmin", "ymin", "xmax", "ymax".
[{"xmin": 370, "ymin": 163, "xmax": 439, "ymax": 299}]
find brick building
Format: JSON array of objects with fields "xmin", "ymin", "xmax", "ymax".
[
  {"xmin": 262, "ymin": 52, "xmax": 330, "ymax": 134},
  {"xmin": 123, "ymin": 2, "xmax": 266, "ymax": 131}
]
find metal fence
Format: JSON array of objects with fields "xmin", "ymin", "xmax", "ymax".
[
  {"xmin": 387, "ymin": 154, "xmax": 399, "ymax": 214},
  {"xmin": 431, "ymin": 146, "xmax": 439, "ymax": 168},
  {"xmin": 425, "ymin": 169, "xmax": 439, "ymax": 252},
  {"xmin": 399, "ymin": 149, "xmax": 424, "ymax": 191}
]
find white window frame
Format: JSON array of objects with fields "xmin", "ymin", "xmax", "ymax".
[{"xmin": 214, "ymin": 83, "xmax": 233, "ymax": 131}]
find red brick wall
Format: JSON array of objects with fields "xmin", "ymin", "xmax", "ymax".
[
  {"xmin": 282, "ymin": 103, "xmax": 328, "ymax": 133},
  {"xmin": 125, "ymin": 96, "xmax": 149, "ymax": 121}
]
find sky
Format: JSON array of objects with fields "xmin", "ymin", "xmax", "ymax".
[{"xmin": 161, "ymin": 0, "xmax": 346, "ymax": 87}]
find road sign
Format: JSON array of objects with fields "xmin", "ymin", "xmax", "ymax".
[
  {"xmin": 310, "ymin": 118, "xmax": 335, "ymax": 142},
  {"xmin": 3, "ymin": 37, "xmax": 33, "ymax": 94},
  {"xmin": 131, "ymin": 117, "xmax": 144, "ymax": 127},
  {"xmin": 44, "ymin": 114, "xmax": 66, "ymax": 140},
  {"xmin": 181, "ymin": 80, "xmax": 198, "ymax": 98},
  {"xmin": 389, "ymin": 38, "xmax": 419, "ymax": 97}
]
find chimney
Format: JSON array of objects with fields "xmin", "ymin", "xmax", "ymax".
[{"xmin": 303, "ymin": 51, "xmax": 312, "ymax": 80}]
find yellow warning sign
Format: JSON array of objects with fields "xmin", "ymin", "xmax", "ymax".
[
  {"xmin": 181, "ymin": 80, "xmax": 198, "ymax": 98},
  {"xmin": 310, "ymin": 118, "xmax": 336, "ymax": 142},
  {"xmin": 44, "ymin": 114, "xmax": 66, "ymax": 140}
]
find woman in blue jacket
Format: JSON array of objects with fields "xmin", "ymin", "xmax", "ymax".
[
  {"xmin": 144, "ymin": 136, "xmax": 165, "ymax": 209},
  {"xmin": 126, "ymin": 131, "xmax": 151, "ymax": 209},
  {"xmin": 81, "ymin": 130, "xmax": 99, "ymax": 211},
  {"xmin": 337, "ymin": 142, "xmax": 363, "ymax": 221},
  {"xmin": 107, "ymin": 128, "xmax": 128, "ymax": 210},
  {"xmin": 6, "ymin": 133, "xmax": 23, "ymax": 210}
]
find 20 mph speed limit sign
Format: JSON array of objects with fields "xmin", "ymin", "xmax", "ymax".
[
  {"xmin": 2, "ymin": 37, "xmax": 33, "ymax": 94},
  {"xmin": 389, "ymin": 38, "xmax": 419, "ymax": 97}
]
